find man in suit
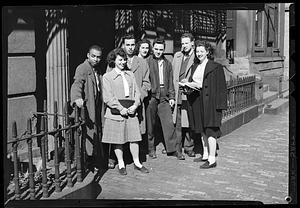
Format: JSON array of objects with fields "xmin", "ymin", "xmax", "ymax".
[
  {"xmin": 146, "ymin": 37, "xmax": 184, "ymax": 160},
  {"xmin": 172, "ymin": 33, "xmax": 196, "ymax": 159},
  {"xmin": 107, "ymin": 34, "xmax": 151, "ymax": 169},
  {"xmin": 70, "ymin": 45, "xmax": 103, "ymax": 172}
]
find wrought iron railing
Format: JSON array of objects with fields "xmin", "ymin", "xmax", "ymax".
[
  {"xmin": 222, "ymin": 75, "xmax": 256, "ymax": 119},
  {"xmin": 6, "ymin": 100, "xmax": 86, "ymax": 201}
]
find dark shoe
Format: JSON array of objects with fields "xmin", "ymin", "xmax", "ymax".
[
  {"xmin": 118, "ymin": 167, "xmax": 127, "ymax": 175},
  {"xmin": 134, "ymin": 164, "xmax": 149, "ymax": 173},
  {"xmin": 161, "ymin": 149, "xmax": 167, "ymax": 154},
  {"xmin": 149, "ymin": 151, "xmax": 157, "ymax": 159},
  {"xmin": 169, "ymin": 151, "xmax": 185, "ymax": 160},
  {"xmin": 108, "ymin": 161, "xmax": 115, "ymax": 169},
  {"xmin": 184, "ymin": 150, "xmax": 196, "ymax": 157},
  {"xmin": 193, "ymin": 156, "xmax": 208, "ymax": 162},
  {"xmin": 200, "ymin": 161, "xmax": 217, "ymax": 169}
]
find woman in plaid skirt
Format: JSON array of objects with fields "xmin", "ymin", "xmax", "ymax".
[{"xmin": 102, "ymin": 48, "xmax": 149, "ymax": 175}]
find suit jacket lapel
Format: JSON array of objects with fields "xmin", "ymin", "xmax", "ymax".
[
  {"xmin": 131, "ymin": 56, "xmax": 139, "ymax": 73},
  {"xmin": 184, "ymin": 52, "xmax": 195, "ymax": 78},
  {"xmin": 163, "ymin": 58, "xmax": 168, "ymax": 86},
  {"xmin": 203, "ymin": 60, "xmax": 215, "ymax": 79},
  {"xmin": 86, "ymin": 64, "xmax": 98, "ymax": 96},
  {"xmin": 176, "ymin": 53, "xmax": 184, "ymax": 78}
]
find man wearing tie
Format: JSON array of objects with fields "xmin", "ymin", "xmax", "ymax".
[
  {"xmin": 172, "ymin": 33, "xmax": 196, "ymax": 159},
  {"xmin": 70, "ymin": 45, "xmax": 103, "ymax": 172}
]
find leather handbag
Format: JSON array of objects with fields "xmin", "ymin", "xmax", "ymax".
[{"xmin": 110, "ymin": 99, "xmax": 135, "ymax": 115}]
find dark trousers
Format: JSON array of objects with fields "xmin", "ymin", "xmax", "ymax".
[
  {"xmin": 175, "ymin": 104, "xmax": 194, "ymax": 153},
  {"xmin": 146, "ymin": 95, "xmax": 177, "ymax": 153}
]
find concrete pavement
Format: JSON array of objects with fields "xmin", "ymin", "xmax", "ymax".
[{"xmin": 96, "ymin": 108, "xmax": 289, "ymax": 204}]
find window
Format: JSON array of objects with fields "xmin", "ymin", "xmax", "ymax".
[
  {"xmin": 266, "ymin": 4, "xmax": 279, "ymax": 48},
  {"xmin": 254, "ymin": 10, "xmax": 263, "ymax": 47}
]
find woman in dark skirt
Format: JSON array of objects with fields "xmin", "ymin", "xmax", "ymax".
[{"xmin": 181, "ymin": 40, "xmax": 227, "ymax": 169}]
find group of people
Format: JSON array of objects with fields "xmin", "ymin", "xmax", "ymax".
[{"xmin": 70, "ymin": 32, "xmax": 227, "ymax": 176}]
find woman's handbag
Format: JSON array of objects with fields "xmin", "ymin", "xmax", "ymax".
[{"xmin": 110, "ymin": 99, "xmax": 135, "ymax": 115}]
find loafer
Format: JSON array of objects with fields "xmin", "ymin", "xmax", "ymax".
[
  {"xmin": 118, "ymin": 167, "xmax": 127, "ymax": 175},
  {"xmin": 134, "ymin": 164, "xmax": 149, "ymax": 173},
  {"xmin": 161, "ymin": 149, "xmax": 167, "ymax": 154},
  {"xmin": 184, "ymin": 150, "xmax": 196, "ymax": 157},
  {"xmin": 200, "ymin": 161, "xmax": 217, "ymax": 169},
  {"xmin": 149, "ymin": 152, "xmax": 157, "ymax": 159},
  {"xmin": 108, "ymin": 161, "xmax": 115, "ymax": 169},
  {"xmin": 193, "ymin": 156, "xmax": 208, "ymax": 162}
]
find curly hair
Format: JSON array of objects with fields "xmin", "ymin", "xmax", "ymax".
[
  {"xmin": 106, "ymin": 48, "xmax": 127, "ymax": 68},
  {"xmin": 133, "ymin": 38, "xmax": 152, "ymax": 57},
  {"xmin": 193, "ymin": 40, "xmax": 214, "ymax": 63}
]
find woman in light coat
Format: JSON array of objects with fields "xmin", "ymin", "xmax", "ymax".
[{"xmin": 102, "ymin": 48, "xmax": 149, "ymax": 175}]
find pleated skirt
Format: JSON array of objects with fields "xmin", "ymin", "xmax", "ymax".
[{"xmin": 102, "ymin": 116, "xmax": 142, "ymax": 144}]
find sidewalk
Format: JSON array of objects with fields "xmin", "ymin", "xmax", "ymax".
[{"xmin": 96, "ymin": 108, "xmax": 289, "ymax": 204}]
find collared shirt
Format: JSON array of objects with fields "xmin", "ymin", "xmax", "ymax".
[
  {"xmin": 158, "ymin": 59, "xmax": 164, "ymax": 85},
  {"xmin": 127, "ymin": 56, "xmax": 133, "ymax": 69},
  {"xmin": 115, "ymin": 68, "xmax": 130, "ymax": 97},
  {"xmin": 192, "ymin": 58, "xmax": 208, "ymax": 88},
  {"xmin": 183, "ymin": 49, "xmax": 193, "ymax": 61},
  {"xmin": 93, "ymin": 69, "xmax": 100, "ymax": 92}
]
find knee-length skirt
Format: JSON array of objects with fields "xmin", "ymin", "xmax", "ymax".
[{"xmin": 102, "ymin": 116, "xmax": 142, "ymax": 144}]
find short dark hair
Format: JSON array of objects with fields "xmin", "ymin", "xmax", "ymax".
[
  {"xmin": 88, "ymin": 45, "xmax": 102, "ymax": 54},
  {"xmin": 193, "ymin": 40, "xmax": 214, "ymax": 63},
  {"xmin": 153, "ymin": 37, "xmax": 165, "ymax": 48},
  {"xmin": 181, "ymin": 33, "xmax": 194, "ymax": 42},
  {"xmin": 106, "ymin": 48, "xmax": 127, "ymax": 68},
  {"xmin": 122, "ymin": 33, "xmax": 135, "ymax": 44},
  {"xmin": 133, "ymin": 38, "xmax": 152, "ymax": 57}
]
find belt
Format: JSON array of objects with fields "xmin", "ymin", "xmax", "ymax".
[{"xmin": 159, "ymin": 84, "xmax": 164, "ymax": 88}]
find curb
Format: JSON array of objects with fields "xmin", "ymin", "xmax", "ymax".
[{"xmin": 221, "ymin": 104, "xmax": 259, "ymax": 137}]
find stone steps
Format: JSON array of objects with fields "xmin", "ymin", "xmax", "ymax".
[
  {"xmin": 262, "ymin": 82, "xmax": 289, "ymax": 115},
  {"xmin": 264, "ymin": 98, "xmax": 289, "ymax": 115}
]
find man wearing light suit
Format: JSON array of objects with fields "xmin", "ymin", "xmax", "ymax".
[{"xmin": 172, "ymin": 33, "xmax": 196, "ymax": 158}]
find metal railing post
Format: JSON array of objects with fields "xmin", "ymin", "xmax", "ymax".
[
  {"xmin": 53, "ymin": 101, "xmax": 61, "ymax": 192},
  {"xmin": 12, "ymin": 121, "xmax": 20, "ymax": 200},
  {"xmin": 26, "ymin": 118, "xmax": 35, "ymax": 200},
  {"xmin": 74, "ymin": 106, "xmax": 82, "ymax": 182},
  {"xmin": 40, "ymin": 116, "xmax": 49, "ymax": 198},
  {"xmin": 44, "ymin": 100, "xmax": 49, "ymax": 161},
  {"xmin": 64, "ymin": 103, "xmax": 73, "ymax": 187}
]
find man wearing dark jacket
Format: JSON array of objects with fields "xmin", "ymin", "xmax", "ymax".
[
  {"xmin": 70, "ymin": 45, "xmax": 103, "ymax": 171},
  {"xmin": 146, "ymin": 38, "xmax": 184, "ymax": 160}
]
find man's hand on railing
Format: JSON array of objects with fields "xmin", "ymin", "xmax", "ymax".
[{"xmin": 74, "ymin": 98, "xmax": 84, "ymax": 108}]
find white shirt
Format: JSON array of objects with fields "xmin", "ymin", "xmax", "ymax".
[
  {"xmin": 115, "ymin": 69, "xmax": 130, "ymax": 97},
  {"xmin": 192, "ymin": 58, "xmax": 208, "ymax": 88},
  {"xmin": 158, "ymin": 59, "xmax": 164, "ymax": 85},
  {"xmin": 127, "ymin": 56, "xmax": 133, "ymax": 69}
]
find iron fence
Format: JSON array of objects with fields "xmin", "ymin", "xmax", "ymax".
[
  {"xmin": 223, "ymin": 75, "xmax": 256, "ymax": 119},
  {"xmin": 6, "ymin": 100, "xmax": 86, "ymax": 201}
]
